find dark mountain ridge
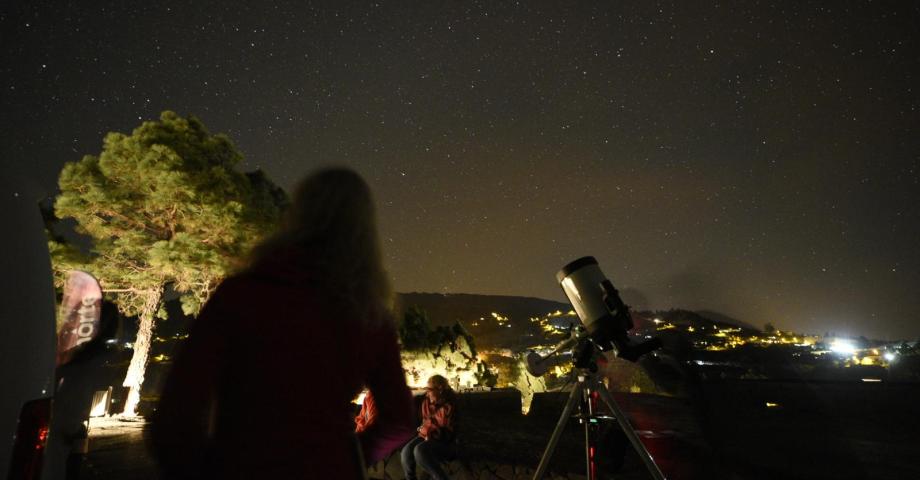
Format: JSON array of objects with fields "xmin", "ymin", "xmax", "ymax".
[{"xmin": 396, "ymin": 292, "xmax": 571, "ymax": 327}]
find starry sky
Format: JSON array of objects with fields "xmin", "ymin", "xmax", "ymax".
[{"xmin": 2, "ymin": 1, "xmax": 918, "ymax": 339}]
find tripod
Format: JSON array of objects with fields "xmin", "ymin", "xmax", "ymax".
[{"xmin": 532, "ymin": 357, "xmax": 667, "ymax": 480}]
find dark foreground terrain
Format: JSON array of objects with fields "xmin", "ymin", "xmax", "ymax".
[{"xmin": 79, "ymin": 380, "xmax": 920, "ymax": 480}]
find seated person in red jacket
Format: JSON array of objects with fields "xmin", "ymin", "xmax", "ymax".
[
  {"xmin": 355, "ymin": 390, "xmax": 377, "ymax": 434},
  {"xmin": 401, "ymin": 375, "xmax": 457, "ymax": 480}
]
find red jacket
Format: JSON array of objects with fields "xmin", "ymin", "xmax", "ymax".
[
  {"xmin": 418, "ymin": 395, "xmax": 456, "ymax": 441},
  {"xmin": 354, "ymin": 391, "xmax": 377, "ymax": 433},
  {"xmin": 149, "ymin": 256, "xmax": 415, "ymax": 479}
]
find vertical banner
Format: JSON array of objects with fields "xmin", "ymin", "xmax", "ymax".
[{"xmin": 56, "ymin": 271, "xmax": 102, "ymax": 366}]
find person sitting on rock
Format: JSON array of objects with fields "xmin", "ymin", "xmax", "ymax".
[{"xmin": 401, "ymin": 375, "xmax": 458, "ymax": 480}]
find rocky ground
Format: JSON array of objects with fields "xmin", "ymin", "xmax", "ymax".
[
  {"xmin": 78, "ymin": 382, "xmax": 920, "ymax": 480},
  {"xmin": 79, "ymin": 416, "xmax": 154, "ymax": 479},
  {"xmin": 79, "ymin": 391, "xmax": 687, "ymax": 480}
]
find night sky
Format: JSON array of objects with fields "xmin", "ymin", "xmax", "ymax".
[{"xmin": 2, "ymin": 1, "xmax": 918, "ymax": 339}]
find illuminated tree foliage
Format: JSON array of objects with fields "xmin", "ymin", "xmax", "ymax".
[
  {"xmin": 399, "ymin": 306, "xmax": 497, "ymax": 388},
  {"xmin": 54, "ymin": 111, "xmax": 286, "ymax": 415},
  {"xmin": 398, "ymin": 306, "xmax": 480, "ymax": 356}
]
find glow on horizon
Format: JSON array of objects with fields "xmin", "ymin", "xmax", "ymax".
[{"xmin": 829, "ymin": 339, "xmax": 857, "ymax": 355}]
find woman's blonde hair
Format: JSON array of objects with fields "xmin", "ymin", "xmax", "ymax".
[{"xmin": 250, "ymin": 167, "xmax": 393, "ymax": 326}]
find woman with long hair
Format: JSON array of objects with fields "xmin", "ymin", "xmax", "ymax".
[
  {"xmin": 150, "ymin": 168, "xmax": 415, "ymax": 479},
  {"xmin": 401, "ymin": 374, "xmax": 458, "ymax": 480}
]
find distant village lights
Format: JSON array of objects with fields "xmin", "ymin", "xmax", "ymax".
[{"xmin": 829, "ymin": 339, "xmax": 857, "ymax": 355}]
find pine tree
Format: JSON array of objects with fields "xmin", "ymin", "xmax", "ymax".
[{"xmin": 54, "ymin": 111, "xmax": 286, "ymax": 415}]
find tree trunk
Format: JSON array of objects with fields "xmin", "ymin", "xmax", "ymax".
[{"xmin": 121, "ymin": 288, "xmax": 162, "ymax": 416}]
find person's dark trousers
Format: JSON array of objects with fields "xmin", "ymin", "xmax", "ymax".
[{"xmin": 400, "ymin": 436, "xmax": 455, "ymax": 480}]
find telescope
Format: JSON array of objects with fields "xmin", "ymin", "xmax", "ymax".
[
  {"xmin": 528, "ymin": 257, "xmax": 667, "ymax": 480},
  {"xmin": 528, "ymin": 257, "xmax": 661, "ymax": 378},
  {"xmin": 557, "ymin": 256, "xmax": 661, "ymax": 360}
]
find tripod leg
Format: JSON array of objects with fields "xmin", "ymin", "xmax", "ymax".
[
  {"xmin": 584, "ymin": 404, "xmax": 594, "ymax": 480},
  {"xmin": 533, "ymin": 380, "xmax": 583, "ymax": 480},
  {"xmin": 584, "ymin": 387, "xmax": 595, "ymax": 480},
  {"xmin": 594, "ymin": 383, "xmax": 668, "ymax": 480}
]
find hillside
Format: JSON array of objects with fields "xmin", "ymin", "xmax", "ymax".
[{"xmin": 395, "ymin": 292, "xmax": 573, "ymax": 350}]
